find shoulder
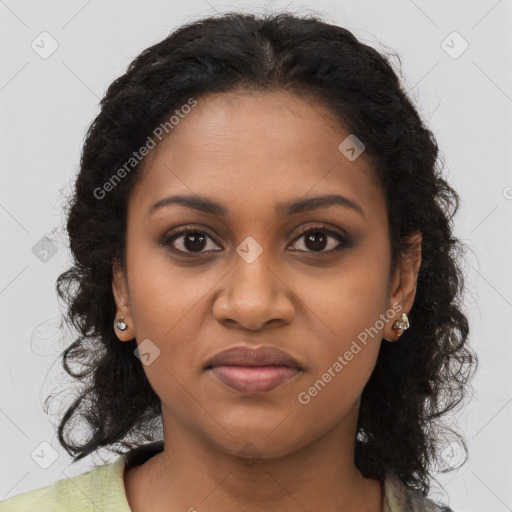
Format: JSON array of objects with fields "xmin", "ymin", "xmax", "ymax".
[
  {"xmin": 383, "ymin": 471, "xmax": 455, "ymax": 512},
  {"xmin": 0, "ymin": 456, "xmax": 130, "ymax": 512}
]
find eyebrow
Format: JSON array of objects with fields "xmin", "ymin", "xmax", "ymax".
[{"xmin": 148, "ymin": 193, "xmax": 364, "ymax": 218}]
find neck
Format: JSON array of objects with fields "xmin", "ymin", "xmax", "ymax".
[{"xmin": 126, "ymin": 403, "xmax": 382, "ymax": 511}]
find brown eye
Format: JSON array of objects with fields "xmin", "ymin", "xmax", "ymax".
[
  {"xmin": 162, "ymin": 228, "xmax": 222, "ymax": 254},
  {"xmin": 289, "ymin": 226, "xmax": 348, "ymax": 253}
]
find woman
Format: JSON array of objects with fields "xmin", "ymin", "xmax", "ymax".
[{"xmin": 0, "ymin": 11, "xmax": 476, "ymax": 512}]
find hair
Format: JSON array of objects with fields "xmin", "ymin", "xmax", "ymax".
[{"xmin": 51, "ymin": 10, "xmax": 477, "ymax": 498}]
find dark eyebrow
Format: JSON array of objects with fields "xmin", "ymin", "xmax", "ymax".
[
  {"xmin": 148, "ymin": 194, "xmax": 228, "ymax": 217},
  {"xmin": 276, "ymin": 194, "xmax": 365, "ymax": 218},
  {"xmin": 148, "ymin": 193, "xmax": 364, "ymax": 218}
]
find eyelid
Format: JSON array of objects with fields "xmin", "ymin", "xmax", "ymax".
[{"xmin": 291, "ymin": 223, "xmax": 347, "ymax": 240}]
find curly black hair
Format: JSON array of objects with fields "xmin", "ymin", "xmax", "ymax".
[{"xmin": 50, "ymin": 10, "xmax": 477, "ymax": 498}]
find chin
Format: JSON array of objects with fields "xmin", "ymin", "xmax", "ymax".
[{"xmin": 204, "ymin": 424, "xmax": 309, "ymax": 461}]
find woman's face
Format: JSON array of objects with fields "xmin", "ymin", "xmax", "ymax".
[{"xmin": 113, "ymin": 89, "xmax": 421, "ymax": 459}]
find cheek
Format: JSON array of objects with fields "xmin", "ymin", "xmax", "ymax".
[
  {"xmin": 293, "ymin": 250, "xmax": 389, "ymax": 403},
  {"xmin": 293, "ymin": 305, "xmax": 382, "ymax": 439},
  {"xmin": 126, "ymin": 240, "xmax": 222, "ymax": 341},
  {"xmin": 299, "ymin": 252, "xmax": 389, "ymax": 350},
  {"xmin": 124, "ymin": 246, "xmax": 221, "ymax": 406}
]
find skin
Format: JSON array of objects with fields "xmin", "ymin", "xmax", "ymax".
[{"xmin": 112, "ymin": 89, "xmax": 422, "ymax": 511}]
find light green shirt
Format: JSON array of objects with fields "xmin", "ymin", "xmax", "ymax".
[
  {"xmin": 0, "ymin": 442, "xmax": 453, "ymax": 511},
  {"xmin": 0, "ymin": 455, "xmax": 129, "ymax": 512}
]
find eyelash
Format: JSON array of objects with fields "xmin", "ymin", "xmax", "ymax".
[{"xmin": 161, "ymin": 224, "xmax": 349, "ymax": 256}]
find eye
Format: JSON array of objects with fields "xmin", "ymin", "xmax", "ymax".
[
  {"xmin": 288, "ymin": 225, "xmax": 348, "ymax": 253},
  {"xmin": 161, "ymin": 227, "xmax": 222, "ymax": 254}
]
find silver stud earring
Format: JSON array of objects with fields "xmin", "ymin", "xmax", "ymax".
[{"xmin": 115, "ymin": 316, "xmax": 128, "ymax": 331}]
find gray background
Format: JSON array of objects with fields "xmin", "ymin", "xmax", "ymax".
[{"xmin": 1, "ymin": 1, "xmax": 511, "ymax": 511}]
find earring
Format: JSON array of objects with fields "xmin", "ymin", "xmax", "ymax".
[
  {"xmin": 392, "ymin": 313, "xmax": 409, "ymax": 339},
  {"xmin": 115, "ymin": 316, "xmax": 128, "ymax": 331}
]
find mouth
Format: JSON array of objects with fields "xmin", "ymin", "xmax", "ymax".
[
  {"xmin": 206, "ymin": 365, "xmax": 301, "ymax": 394},
  {"xmin": 204, "ymin": 345, "xmax": 303, "ymax": 394}
]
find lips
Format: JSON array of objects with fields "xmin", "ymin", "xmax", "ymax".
[
  {"xmin": 205, "ymin": 345, "xmax": 302, "ymax": 369},
  {"xmin": 204, "ymin": 345, "xmax": 303, "ymax": 394}
]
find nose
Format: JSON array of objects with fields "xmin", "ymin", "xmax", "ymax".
[{"xmin": 212, "ymin": 253, "xmax": 295, "ymax": 331}]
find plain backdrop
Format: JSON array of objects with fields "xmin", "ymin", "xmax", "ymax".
[{"xmin": 1, "ymin": 1, "xmax": 511, "ymax": 511}]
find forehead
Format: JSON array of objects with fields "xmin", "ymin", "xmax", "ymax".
[{"xmin": 129, "ymin": 89, "xmax": 383, "ymax": 219}]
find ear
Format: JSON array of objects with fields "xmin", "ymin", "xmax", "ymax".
[
  {"xmin": 383, "ymin": 231, "xmax": 422, "ymax": 341},
  {"xmin": 112, "ymin": 259, "xmax": 134, "ymax": 341}
]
